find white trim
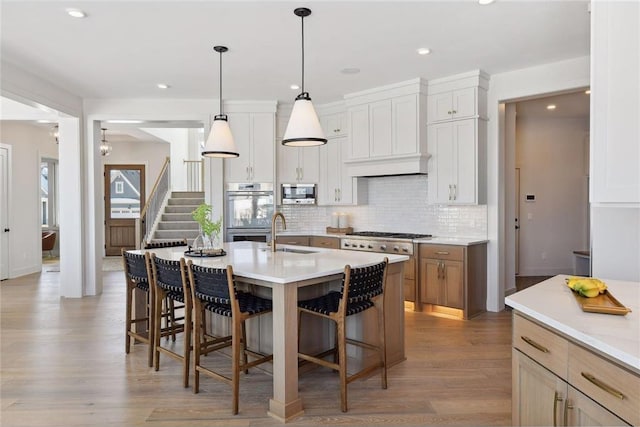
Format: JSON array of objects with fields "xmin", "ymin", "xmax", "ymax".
[{"xmin": 0, "ymin": 144, "xmax": 12, "ymax": 280}]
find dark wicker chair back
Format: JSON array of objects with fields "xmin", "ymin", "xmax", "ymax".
[
  {"xmin": 343, "ymin": 260, "xmax": 387, "ymax": 304},
  {"xmin": 151, "ymin": 255, "xmax": 186, "ymax": 294},
  {"xmin": 123, "ymin": 251, "xmax": 150, "ymax": 287},
  {"xmin": 188, "ymin": 264, "xmax": 232, "ymax": 305},
  {"xmin": 144, "ymin": 239, "xmax": 188, "ymax": 249}
]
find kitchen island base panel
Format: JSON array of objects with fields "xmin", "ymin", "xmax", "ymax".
[{"xmin": 268, "ymin": 399, "xmax": 304, "ymax": 423}]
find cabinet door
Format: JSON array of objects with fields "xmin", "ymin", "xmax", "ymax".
[
  {"xmin": 429, "ymin": 92, "xmax": 454, "ymax": 122},
  {"xmin": 428, "ymin": 122, "xmax": 455, "ymax": 203},
  {"xmin": 512, "ymin": 349, "xmax": 566, "ymax": 427},
  {"xmin": 250, "ymin": 113, "xmax": 275, "ymax": 183},
  {"xmin": 566, "ymin": 385, "xmax": 629, "ymax": 426},
  {"xmin": 336, "ymin": 137, "xmax": 354, "ymax": 204},
  {"xmin": 276, "ymin": 236, "xmax": 310, "ymax": 246},
  {"xmin": 323, "ymin": 138, "xmax": 341, "ymax": 204},
  {"xmin": 369, "ymin": 99, "xmax": 392, "ymax": 158},
  {"xmin": 419, "ymin": 258, "xmax": 441, "ymax": 304},
  {"xmin": 393, "ymin": 94, "xmax": 418, "ymax": 155},
  {"xmin": 452, "ymin": 119, "xmax": 477, "ymax": 204},
  {"xmin": 452, "ymin": 87, "xmax": 476, "ymax": 119},
  {"xmin": 309, "ymin": 236, "xmax": 340, "ymax": 249},
  {"xmin": 443, "ymin": 260, "xmax": 464, "ymax": 309},
  {"xmin": 225, "ymin": 113, "xmax": 252, "ymax": 182},
  {"xmin": 348, "ymin": 104, "xmax": 370, "ymax": 160},
  {"xmin": 278, "ymin": 144, "xmax": 300, "ymax": 183},
  {"xmin": 299, "ymin": 146, "xmax": 320, "ymax": 183},
  {"xmin": 321, "ymin": 112, "xmax": 346, "ymax": 139}
]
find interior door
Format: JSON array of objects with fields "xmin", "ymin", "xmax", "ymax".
[
  {"xmin": 104, "ymin": 164, "xmax": 145, "ymax": 256},
  {"xmin": 0, "ymin": 146, "xmax": 9, "ymax": 280},
  {"xmin": 515, "ymin": 168, "xmax": 520, "ymax": 276}
]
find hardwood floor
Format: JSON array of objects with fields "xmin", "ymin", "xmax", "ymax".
[{"xmin": 1, "ymin": 270, "xmax": 513, "ymax": 426}]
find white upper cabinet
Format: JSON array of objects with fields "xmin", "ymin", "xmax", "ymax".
[
  {"xmin": 344, "ymin": 78, "xmax": 428, "ymax": 176},
  {"xmin": 590, "ymin": 1, "xmax": 640, "ymax": 204},
  {"xmin": 428, "ymin": 87, "xmax": 476, "ymax": 123},
  {"xmin": 426, "ymin": 70, "xmax": 489, "ymax": 205},
  {"xmin": 225, "ymin": 111, "xmax": 275, "ymax": 183},
  {"xmin": 277, "ymin": 144, "xmax": 319, "ymax": 184},
  {"xmin": 319, "ymin": 137, "xmax": 363, "ymax": 205},
  {"xmin": 320, "ymin": 111, "xmax": 346, "ymax": 139}
]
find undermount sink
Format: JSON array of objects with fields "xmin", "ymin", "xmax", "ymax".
[{"xmin": 261, "ymin": 247, "xmax": 317, "ymax": 254}]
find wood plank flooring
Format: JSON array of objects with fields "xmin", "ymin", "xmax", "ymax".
[{"xmin": 1, "ymin": 270, "xmax": 513, "ymax": 426}]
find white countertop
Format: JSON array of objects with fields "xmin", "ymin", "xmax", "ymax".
[
  {"xmin": 506, "ymin": 275, "xmax": 640, "ymax": 374},
  {"xmin": 135, "ymin": 241, "xmax": 408, "ymax": 285},
  {"xmin": 277, "ymin": 231, "xmax": 488, "ymax": 246}
]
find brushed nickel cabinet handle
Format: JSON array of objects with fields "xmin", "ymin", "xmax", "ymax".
[
  {"xmin": 564, "ymin": 400, "xmax": 572, "ymax": 426},
  {"xmin": 435, "ymin": 251, "xmax": 449, "ymax": 255},
  {"xmin": 521, "ymin": 336, "xmax": 550, "ymax": 353},
  {"xmin": 581, "ymin": 372, "xmax": 625, "ymax": 400}
]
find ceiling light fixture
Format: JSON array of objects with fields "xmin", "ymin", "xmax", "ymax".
[
  {"xmin": 282, "ymin": 7, "xmax": 327, "ymax": 147},
  {"xmin": 290, "ymin": 84, "xmax": 300, "ymax": 90},
  {"xmin": 201, "ymin": 46, "xmax": 239, "ymax": 158},
  {"xmin": 100, "ymin": 128, "xmax": 112, "ymax": 156},
  {"xmin": 585, "ymin": 89, "xmax": 591, "ymax": 95},
  {"xmin": 105, "ymin": 119, "xmax": 144, "ymax": 124},
  {"xmin": 417, "ymin": 48, "xmax": 431, "ymax": 55},
  {"xmin": 66, "ymin": 8, "xmax": 86, "ymax": 18},
  {"xmin": 478, "ymin": 0, "xmax": 495, "ymax": 5},
  {"xmin": 341, "ymin": 67, "xmax": 361, "ymax": 75},
  {"xmin": 157, "ymin": 83, "xmax": 170, "ymax": 89},
  {"xmin": 547, "ymin": 104, "xmax": 557, "ymax": 110}
]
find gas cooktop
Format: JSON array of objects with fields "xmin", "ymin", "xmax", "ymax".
[{"xmin": 346, "ymin": 231, "xmax": 432, "ymax": 239}]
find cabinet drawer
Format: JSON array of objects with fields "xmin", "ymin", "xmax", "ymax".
[
  {"xmin": 276, "ymin": 236, "xmax": 309, "ymax": 246},
  {"xmin": 419, "ymin": 244, "xmax": 464, "ymax": 261},
  {"xmin": 568, "ymin": 343, "xmax": 639, "ymax": 426},
  {"xmin": 513, "ymin": 314, "xmax": 568, "ymax": 380},
  {"xmin": 309, "ymin": 236, "xmax": 340, "ymax": 249}
]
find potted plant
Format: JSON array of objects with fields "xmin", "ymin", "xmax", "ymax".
[{"xmin": 191, "ymin": 203, "xmax": 222, "ymax": 249}]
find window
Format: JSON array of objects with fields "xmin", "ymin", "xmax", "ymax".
[
  {"xmin": 115, "ymin": 181, "xmax": 124, "ymax": 194},
  {"xmin": 40, "ymin": 158, "xmax": 59, "ymax": 228}
]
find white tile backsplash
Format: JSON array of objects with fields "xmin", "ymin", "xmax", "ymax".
[{"xmin": 280, "ymin": 175, "xmax": 487, "ymax": 238}]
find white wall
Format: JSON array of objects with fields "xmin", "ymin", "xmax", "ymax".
[
  {"xmin": 138, "ymin": 128, "xmax": 190, "ymax": 191},
  {"xmin": 0, "ymin": 121, "xmax": 57, "ymax": 277},
  {"xmin": 516, "ymin": 116, "xmax": 589, "ymax": 276},
  {"xmin": 487, "ymin": 55, "xmax": 590, "ymax": 311}
]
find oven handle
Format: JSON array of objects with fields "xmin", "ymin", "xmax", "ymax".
[{"xmin": 226, "ymin": 191, "xmax": 274, "ymax": 197}]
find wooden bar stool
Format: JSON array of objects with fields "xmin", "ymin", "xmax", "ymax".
[
  {"xmin": 297, "ymin": 257, "xmax": 389, "ymax": 412},
  {"xmin": 149, "ymin": 254, "xmax": 192, "ymax": 388},
  {"xmin": 186, "ymin": 261, "xmax": 273, "ymax": 415},
  {"xmin": 122, "ymin": 249, "xmax": 154, "ymax": 367}
]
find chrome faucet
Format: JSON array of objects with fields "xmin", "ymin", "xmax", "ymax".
[{"xmin": 271, "ymin": 212, "xmax": 287, "ymax": 252}]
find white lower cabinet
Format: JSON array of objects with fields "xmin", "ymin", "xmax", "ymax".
[{"xmin": 319, "ymin": 137, "xmax": 356, "ymax": 205}]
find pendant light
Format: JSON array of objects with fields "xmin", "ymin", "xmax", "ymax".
[
  {"xmin": 282, "ymin": 7, "xmax": 327, "ymax": 147},
  {"xmin": 99, "ymin": 128, "xmax": 112, "ymax": 156},
  {"xmin": 202, "ymin": 45, "xmax": 239, "ymax": 158}
]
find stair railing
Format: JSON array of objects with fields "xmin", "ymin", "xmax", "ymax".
[
  {"xmin": 136, "ymin": 157, "xmax": 170, "ymax": 248},
  {"xmin": 184, "ymin": 159, "xmax": 203, "ymax": 192}
]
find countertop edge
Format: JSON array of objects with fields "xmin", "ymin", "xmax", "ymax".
[{"xmin": 277, "ymin": 231, "xmax": 488, "ymax": 246}]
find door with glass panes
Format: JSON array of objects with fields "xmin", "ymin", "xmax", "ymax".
[{"xmin": 104, "ymin": 165, "xmax": 145, "ymax": 256}]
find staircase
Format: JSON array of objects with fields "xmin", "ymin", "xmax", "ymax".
[{"xmin": 151, "ymin": 191, "xmax": 204, "ymax": 245}]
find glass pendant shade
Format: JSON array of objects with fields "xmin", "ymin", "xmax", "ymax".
[
  {"xmin": 282, "ymin": 94, "xmax": 327, "ymax": 146},
  {"xmin": 202, "ymin": 114, "xmax": 238, "ymax": 158},
  {"xmin": 100, "ymin": 128, "xmax": 112, "ymax": 156}
]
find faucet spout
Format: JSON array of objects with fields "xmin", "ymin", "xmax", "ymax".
[{"xmin": 271, "ymin": 212, "xmax": 287, "ymax": 252}]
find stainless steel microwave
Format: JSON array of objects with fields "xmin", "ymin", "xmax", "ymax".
[{"xmin": 281, "ymin": 183, "xmax": 317, "ymax": 205}]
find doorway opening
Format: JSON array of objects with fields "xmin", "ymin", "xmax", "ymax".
[{"xmin": 506, "ymin": 89, "xmax": 591, "ymax": 291}]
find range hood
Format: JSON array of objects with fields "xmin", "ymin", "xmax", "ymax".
[{"xmin": 344, "ymin": 153, "xmax": 430, "ymax": 177}]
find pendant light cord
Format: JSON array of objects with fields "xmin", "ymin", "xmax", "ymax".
[
  {"xmin": 219, "ymin": 49, "xmax": 223, "ymax": 115},
  {"xmin": 301, "ymin": 13, "xmax": 305, "ymax": 94}
]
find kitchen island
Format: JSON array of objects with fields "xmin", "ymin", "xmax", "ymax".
[
  {"xmin": 135, "ymin": 241, "xmax": 408, "ymax": 422},
  {"xmin": 506, "ymin": 275, "xmax": 639, "ymax": 425}
]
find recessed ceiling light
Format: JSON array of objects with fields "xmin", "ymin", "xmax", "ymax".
[
  {"xmin": 37, "ymin": 119, "xmax": 56, "ymax": 124},
  {"xmin": 547, "ymin": 104, "xmax": 557, "ymax": 110},
  {"xmin": 341, "ymin": 68, "xmax": 360, "ymax": 75},
  {"xmin": 290, "ymin": 84, "xmax": 300, "ymax": 90},
  {"xmin": 157, "ymin": 83, "xmax": 170, "ymax": 89},
  {"xmin": 66, "ymin": 8, "xmax": 87, "ymax": 18},
  {"xmin": 417, "ymin": 48, "xmax": 431, "ymax": 55},
  {"xmin": 478, "ymin": 0, "xmax": 495, "ymax": 5},
  {"xmin": 585, "ymin": 89, "xmax": 591, "ymax": 95}
]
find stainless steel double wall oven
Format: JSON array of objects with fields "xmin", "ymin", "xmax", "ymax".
[{"xmin": 225, "ymin": 183, "xmax": 274, "ymax": 242}]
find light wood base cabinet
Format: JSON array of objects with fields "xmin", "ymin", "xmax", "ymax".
[
  {"xmin": 512, "ymin": 313, "xmax": 636, "ymax": 426},
  {"xmin": 418, "ymin": 243, "xmax": 486, "ymax": 319}
]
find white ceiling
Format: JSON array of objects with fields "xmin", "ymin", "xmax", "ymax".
[{"xmin": 1, "ymin": 0, "xmax": 591, "ymax": 105}]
